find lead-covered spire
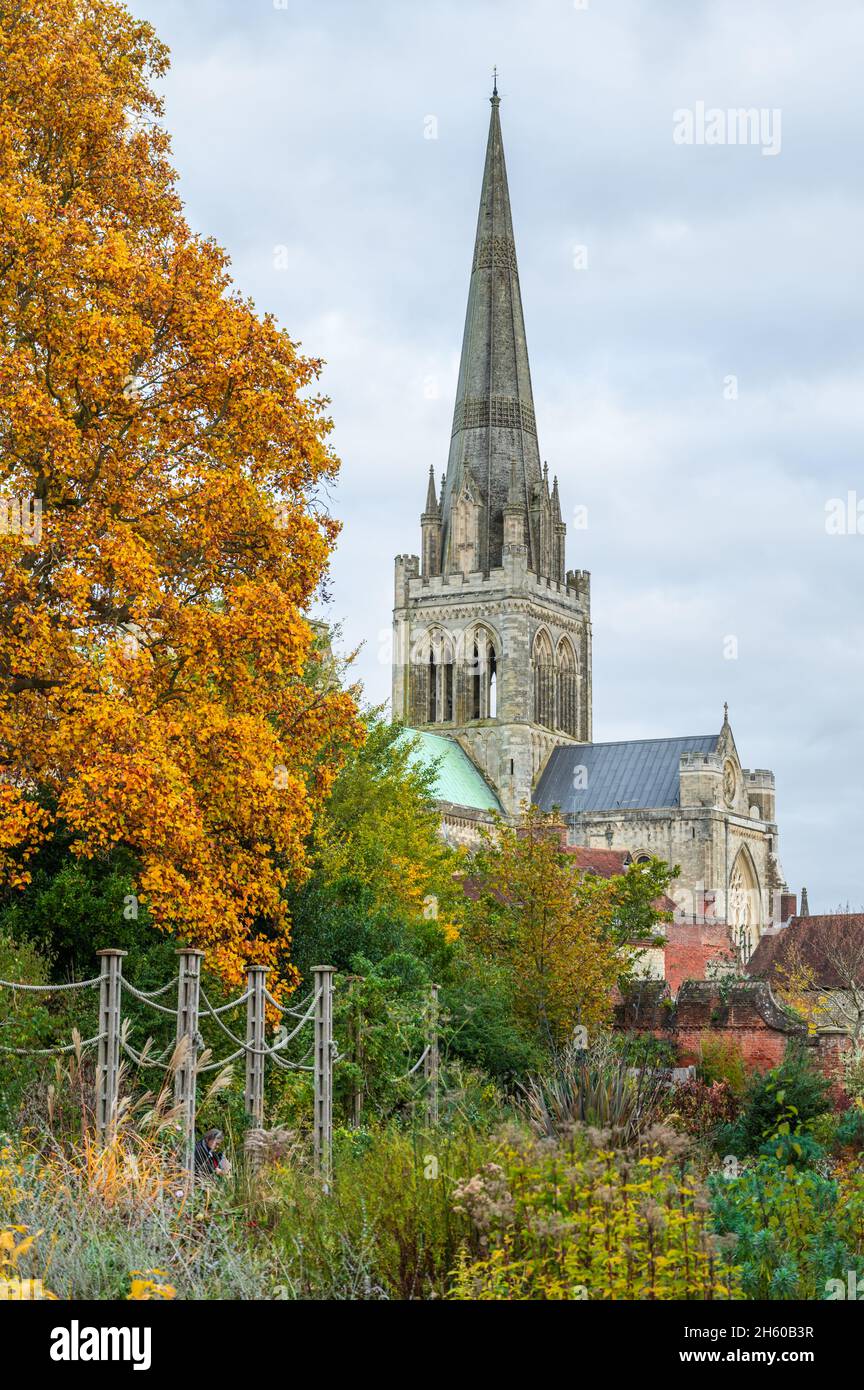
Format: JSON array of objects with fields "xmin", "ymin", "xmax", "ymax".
[{"xmin": 439, "ymin": 86, "xmax": 545, "ymax": 574}]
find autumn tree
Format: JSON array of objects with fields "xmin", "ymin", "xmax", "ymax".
[
  {"xmin": 609, "ymin": 855, "xmax": 678, "ymax": 945},
  {"xmin": 0, "ymin": 0, "xmax": 360, "ymax": 990},
  {"xmin": 458, "ymin": 807, "xmax": 628, "ymax": 1049},
  {"xmin": 774, "ymin": 912, "xmax": 864, "ymax": 1040},
  {"xmin": 308, "ymin": 716, "xmax": 459, "ymax": 925},
  {"xmin": 287, "ymin": 715, "xmax": 462, "ymax": 983},
  {"xmin": 773, "ymin": 952, "xmax": 825, "ymax": 1037}
]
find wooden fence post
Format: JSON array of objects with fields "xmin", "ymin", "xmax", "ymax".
[
  {"xmin": 175, "ymin": 948, "xmax": 204, "ymax": 1182},
  {"xmin": 349, "ymin": 976, "xmax": 364, "ymax": 1129},
  {"xmin": 244, "ymin": 965, "xmax": 268, "ymax": 1126},
  {"xmin": 95, "ymin": 949, "xmax": 125, "ymax": 1145},
  {"xmin": 313, "ymin": 966, "xmax": 334, "ymax": 1188},
  {"xmin": 424, "ymin": 983, "xmax": 440, "ymax": 1127}
]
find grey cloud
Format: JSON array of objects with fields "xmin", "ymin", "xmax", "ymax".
[{"xmin": 134, "ymin": 0, "xmax": 864, "ymax": 910}]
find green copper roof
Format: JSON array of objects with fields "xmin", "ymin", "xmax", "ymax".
[{"xmin": 399, "ymin": 729, "xmax": 503, "ymax": 814}]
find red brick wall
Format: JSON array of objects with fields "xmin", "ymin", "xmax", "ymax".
[
  {"xmin": 663, "ymin": 921, "xmax": 736, "ymax": 996},
  {"xmin": 614, "ymin": 979, "xmax": 852, "ymax": 1079}
]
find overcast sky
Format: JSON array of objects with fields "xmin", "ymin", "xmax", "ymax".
[{"xmin": 134, "ymin": 0, "xmax": 864, "ymax": 911}]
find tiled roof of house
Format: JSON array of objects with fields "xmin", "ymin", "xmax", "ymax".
[
  {"xmin": 565, "ymin": 846, "xmax": 633, "ymax": 878},
  {"xmin": 748, "ymin": 914, "xmax": 864, "ymax": 989}
]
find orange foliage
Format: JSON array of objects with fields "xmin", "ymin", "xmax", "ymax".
[{"xmin": 0, "ymin": 0, "xmax": 361, "ymax": 989}]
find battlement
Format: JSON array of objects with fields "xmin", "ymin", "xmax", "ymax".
[
  {"xmin": 397, "ymin": 559, "xmax": 590, "ymax": 609},
  {"xmin": 741, "ymin": 766, "xmax": 776, "ymax": 822},
  {"xmin": 680, "ymin": 751, "xmax": 722, "ymax": 771},
  {"xmin": 743, "ymin": 768, "xmax": 775, "ymax": 788}
]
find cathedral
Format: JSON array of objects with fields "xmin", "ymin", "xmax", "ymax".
[{"xmin": 391, "ymin": 84, "xmax": 789, "ymax": 958}]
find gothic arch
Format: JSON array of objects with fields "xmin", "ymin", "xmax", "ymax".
[
  {"xmin": 556, "ymin": 635, "xmax": 578, "ymax": 737},
  {"xmin": 728, "ymin": 844, "xmax": 762, "ymax": 963},
  {"xmin": 412, "ymin": 627, "xmax": 454, "ymax": 725},
  {"xmin": 465, "ymin": 623, "xmax": 498, "ymax": 720},
  {"xmin": 532, "ymin": 627, "xmax": 554, "ymax": 730}
]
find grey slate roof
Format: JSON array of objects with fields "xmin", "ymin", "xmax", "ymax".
[{"xmin": 534, "ymin": 734, "xmax": 720, "ymax": 814}]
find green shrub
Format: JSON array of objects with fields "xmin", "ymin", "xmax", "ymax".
[
  {"xmin": 809, "ymin": 1111, "xmax": 840, "ymax": 1151},
  {"xmin": 758, "ymin": 1129, "xmax": 825, "ymax": 1169},
  {"xmin": 697, "ymin": 1037, "xmax": 748, "ymax": 1097},
  {"xmin": 709, "ymin": 1158, "xmax": 864, "ymax": 1300},
  {"xmin": 714, "ymin": 1043, "xmax": 831, "ymax": 1158},
  {"xmin": 834, "ymin": 1105, "xmax": 864, "ymax": 1155},
  {"xmin": 442, "ymin": 962, "xmax": 542, "ymax": 1080},
  {"xmin": 615, "ymin": 1032, "xmax": 677, "ymax": 1070},
  {"xmin": 0, "ymin": 933, "xmax": 79, "ymax": 1131},
  {"xmin": 262, "ymin": 1121, "xmax": 490, "ymax": 1299}
]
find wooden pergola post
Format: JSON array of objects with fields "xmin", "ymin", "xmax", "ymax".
[
  {"xmin": 313, "ymin": 966, "xmax": 334, "ymax": 1188},
  {"xmin": 95, "ymin": 949, "xmax": 126, "ymax": 1145},
  {"xmin": 175, "ymin": 948, "xmax": 205, "ymax": 1182},
  {"xmin": 424, "ymin": 983, "xmax": 440, "ymax": 1127},
  {"xmin": 349, "ymin": 976, "xmax": 364, "ymax": 1129},
  {"xmin": 244, "ymin": 965, "xmax": 268, "ymax": 1126}
]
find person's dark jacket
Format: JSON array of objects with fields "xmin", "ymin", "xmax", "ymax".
[{"xmin": 194, "ymin": 1137, "xmax": 220, "ymax": 1175}]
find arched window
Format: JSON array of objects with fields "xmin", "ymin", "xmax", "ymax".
[
  {"xmin": 416, "ymin": 630, "xmax": 453, "ymax": 725},
  {"xmin": 532, "ymin": 629, "xmax": 554, "ymax": 729},
  {"xmin": 442, "ymin": 638, "xmax": 454, "ymax": 721},
  {"xmin": 728, "ymin": 846, "xmax": 763, "ymax": 962},
  {"xmin": 468, "ymin": 627, "xmax": 498, "ymax": 720},
  {"xmin": 427, "ymin": 646, "xmax": 437, "ymax": 723},
  {"xmin": 556, "ymin": 636, "xmax": 578, "ymax": 737}
]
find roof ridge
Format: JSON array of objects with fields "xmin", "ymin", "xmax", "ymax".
[{"xmin": 568, "ymin": 733, "xmax": 719, "ymax": 749}]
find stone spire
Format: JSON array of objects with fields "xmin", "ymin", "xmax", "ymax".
[
  {"xmin": 424, "ymin": 464, "xmax": 439, "ymax": 516},
  {"xmin": 439, "ymin": 84, "xmax": 544, "ymax": 575},
  {"xmin": 420, "ymin": 465, "xmax": 441, "ymax": 578},
  {"xmin": 799, "ymin": 885, "xmax": 810, "ymax": 917},
  {"xmin": 551, "ymin": 474, "xmax": 566, "ymax": 581}
]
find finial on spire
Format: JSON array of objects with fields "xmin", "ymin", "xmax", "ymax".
[
  {"xmin": 723, "ymin": 701, "xmax": 729, "ymax": 724},
  {"xmin": 491, "ymin": 66, "xmax": 500, "ymax": 105}
]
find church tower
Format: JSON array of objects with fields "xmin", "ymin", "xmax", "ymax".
[{"xmin": 392, "ymin": 83, "xmax": 591, "ymax": 816}]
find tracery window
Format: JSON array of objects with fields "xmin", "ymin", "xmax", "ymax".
[
  {"xmin": 532, "ymin": 629, "xmax": 554, "ymax": 729},
  {"xmin": 556, "ymin": 636, "xmax": 578, "ymax": 737},
  {"xmin": 469, "ymin": 628, "xmax": 498, "ymax": 720}
]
